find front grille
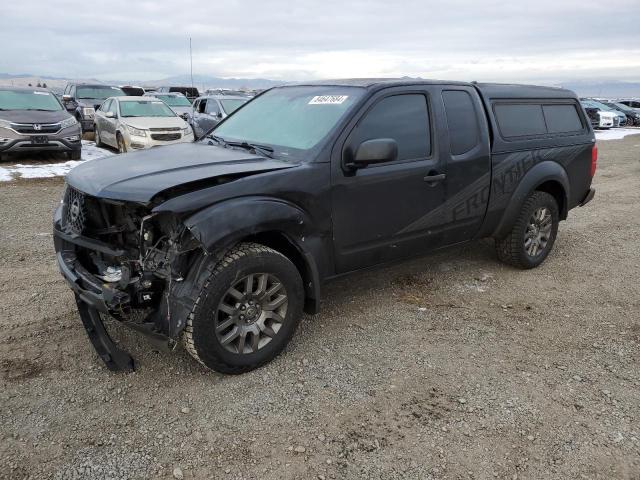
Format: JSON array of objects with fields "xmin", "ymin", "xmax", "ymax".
[
  {"xmin": 63, "ymin": 186, "xmax": 87, "ymax": 235},
  {"xmin": 149, "ymin": 127, "xmax": 181, "ymax": 132},
  {"xmin": 151, "ymin": 133, "xmax": 181, "ymax": 141},
  {"xmin": 12, "ymin": 123, "xmax": 60, "ymax": 134}
]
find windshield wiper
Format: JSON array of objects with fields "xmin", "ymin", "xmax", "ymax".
[
  {"xmin": 227, "ymin": 141, "xmax": 274, "ymax": 158},
  {"xmin": 206, "ymin": 134, "xmax": 227, "ymax": 146}
]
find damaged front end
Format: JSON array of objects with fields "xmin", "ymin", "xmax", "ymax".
[{"xmin": 53, "ymin": 183, "xmax": 204, "ymax": 371}]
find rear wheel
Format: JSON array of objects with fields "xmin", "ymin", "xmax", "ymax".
[
  {"xmin": 183, "ymin": 243, "xmax": 304, "ymax": 374},
  {"xmin": 116, "ymin": 132, "xmax": 127, "ymax": 154},
  {"xmin": 495, "ymin": 191, "xmax": 559, "ymax": 269}
]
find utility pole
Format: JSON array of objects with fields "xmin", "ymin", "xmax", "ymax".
[{"xmin": 190, "ymin": 37, "xmax": 194, "ymax": 92}]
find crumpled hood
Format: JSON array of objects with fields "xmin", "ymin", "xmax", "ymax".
[
  {"xmin": 0, "ymin": 109, "xmax": 72, "ymax": 124},
  {"xmin": 66, "ymin": 142, "xmax": 297, "ymax": 203},
  {"xmin": 122, "ymin": 116, "xmax": 188, "ymax": 130}
]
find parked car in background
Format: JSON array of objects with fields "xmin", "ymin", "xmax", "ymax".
[
  {"xmin": 93, "ymin": 96, "xmax": 194, "ymax": 153},
  {"xmin": 54, "ymin": 79, "xmax": 597, "ymax": 373},
  {"xmin": 62, "ymin": 83, "xmax": 126, "ymax": 133},
  {"xmin": 156, "ymin": 86, "xmax": 200, "ymax": 103},
  {"xmin": 580, "ymin": 100, "xmax": 617, "ymax": 129},
  {"xmin": 617, "ymin": 99, "xmax": 640, "ymax": 111},
  {"xmin": 598, "ymin": 100, "xmax": 640, "ymax": 126},
  {"xmin": 191, "ymin": 95, "xmax": 249, "ymax": 138},
  {"xmin": 120, "ymin": 86, "xmax": 145, "ymax": 96},
  {"xmin": 204, "ymin": 88, "xmax": 253, "ymax": 97},
  {"xmin": 581, "ymin": 99, "xmax": 626, "ymax": 127},
  {"xmin": 146, "ymin": 92, "xmax": 193, "ymax": 121},
  {"xmin": 582, "ymin": 106, "xmax": 601, "ymax": 129},
  {"xmin": 0, "ymin": 86, "xmax": 81, "ymax": 161}
]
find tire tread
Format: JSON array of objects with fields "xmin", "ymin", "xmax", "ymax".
[{"xmin": 182, "ymin": 242, "xmax": 294, "ymax": 374}]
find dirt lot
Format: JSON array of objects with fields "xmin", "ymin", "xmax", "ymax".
[{"xmin": 1, "ymin": 135, "xmax": 639, "ymax": 480}]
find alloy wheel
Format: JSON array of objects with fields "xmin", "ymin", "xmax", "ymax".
[
  {"xmin": 117, "ymin": 135, "xmax": 127, "ymax": 153},
  {"xmin": 524, "ymin": 207, "xmax": 552, "ymax": 257},
  {"xmin": 215, "ymin": 273, "xmax": 288, "ymax": 354}
]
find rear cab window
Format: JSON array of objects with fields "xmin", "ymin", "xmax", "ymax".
[{"xmin": 442, "ymin": 90, "xmax": 480, "ymax": 155}]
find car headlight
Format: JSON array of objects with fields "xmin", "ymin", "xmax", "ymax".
[
  {"xmin": 82, "ymin": 107, "xmax": 95, "ymax": 116},
  {"xmin": 60, "ymin": 116, "xmax": 78, "ymax": 129},
  {"xmin": 0, "ymin": 118, "xmax": 12, "ymax": 129},
  {"xmin": 125, "ymin": 124, "xmax": 147, "ymax": 137},
  {"xmin": 182, "ymin": 125, "xmax": 192, "ymax": 135}
]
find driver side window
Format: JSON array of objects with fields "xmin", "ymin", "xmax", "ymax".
[
  {"xmin": 205, "ymin": 100, "xmax": 220, "ymax": 116},
  {"xmin": 348, "ymin": 94, "xmax": 431, "ymax": 163},
  {"xmin": 198, "ymin": 99, "xmax": 207, "ymax": 114}
]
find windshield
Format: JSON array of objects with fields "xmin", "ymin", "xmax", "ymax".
[
  {"xmin": 0, "ymin": 89, "xmax": 62, "ymax": 111},
  {"xmin": 587, "ymin": 100, "xmax": 618, "ymax": 112},
  {"xmin": 211, "ymin": 86, "xmax": 364, "ymax": 156},
  {"xmin": 77, "ymin": 86, "xmax": 125, "ymax": 99},
  {"xmin": 613, "ymin": 102, "xmax": 634, "ymax": 113},
  {"xmin": 220, "ymin": 98, "xmax": 247, "ymax": 114},
  {"xmin": 155, "ymin": 94, "xmax": 192, "ymax": 107},
  {"xmin": 120, "ymin": 100, "xmax": 176, "ymax": 117}
]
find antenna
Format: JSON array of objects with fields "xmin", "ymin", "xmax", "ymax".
[{"xmin": 190, "ymin": 37, "xmax": 194, "ymax": 92}]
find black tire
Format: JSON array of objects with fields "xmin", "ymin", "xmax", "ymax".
[
  {"xmin": 76, "ymin": 114, "xmax": 84, "ymax": 133},
  {"xmin": 116, "ymin": 132, "xmax": 127, "ymax": 153},
  {"xmin": 94, "ymin": 125, "xmax": 102, "ymax": 147},
  {"xmin": 183, "ymin": 243, "xmax": 304, "ymax": 374},
  {"xmin": 495, "ymin": 191, "xmax": 559, "ymax": 269},
  {"xmin": 68, "ymin": 148, "xmax": 81, "ymax": 160}
]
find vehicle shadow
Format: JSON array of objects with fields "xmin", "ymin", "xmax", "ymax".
[{"xmin": 100, "ymin": 238, "xmax": 498, "ymax": 376}]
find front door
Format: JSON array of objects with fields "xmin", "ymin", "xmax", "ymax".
[
  {"xmin": 102, "ymin": 100, "xmax": 118, "ymax": 147},
  {"xmin": 331, "ymin": 88, "xmax": 449, "ymax": 273},
  {"xmin": 201, "ymin": 99, "xmax": 222, "ymax": 133}
]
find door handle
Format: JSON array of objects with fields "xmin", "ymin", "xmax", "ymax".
[{"xmin": 423, "ymin": 173, "xmax": 446, "ymax": 184}]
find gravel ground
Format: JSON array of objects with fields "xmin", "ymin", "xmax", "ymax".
[{"xmin": 0, "ymin": 135, "xmax": 639, "ymax": 480}]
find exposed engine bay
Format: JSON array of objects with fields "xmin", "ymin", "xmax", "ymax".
[{"xmin": 58, "ymin": 184, "xmax": 204, "ymax": 339}]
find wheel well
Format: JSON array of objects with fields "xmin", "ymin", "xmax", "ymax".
[
  {"xmin": 536, "ymin": 180, "xmax": 567, "ymax": 219},
  {"xmin": 241, "ymin": 231, "xmax": 318, "ymax": 314}
]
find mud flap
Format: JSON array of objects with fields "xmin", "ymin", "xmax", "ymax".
[{"xmin": 75, "ymin": 296, "xmax": 135, "ymax": 372}]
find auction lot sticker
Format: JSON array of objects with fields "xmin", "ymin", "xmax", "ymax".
[{"xmin": 309, "ymin": 95, "xmax": 349, "ymax": 105}]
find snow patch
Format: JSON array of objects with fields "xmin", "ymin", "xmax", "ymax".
[
  {"xmin": 595, "ymin": 127, "xmax": 640, "ymax": 141},
  {"xmin": 0, "ymin": 140, "xmax": 114, "ymax": 182}
]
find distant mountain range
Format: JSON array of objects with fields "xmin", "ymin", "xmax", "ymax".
[
  {"xmin": 0, "ymin": 72, "xmax": 283, "ymax": 92},
  {"xmin": 558, "ymin": 81, "xmax": 640, "ymax": 98},
  {"xmin": 0, "ymin": 72, "xmax": 638, "ymax": 98}
]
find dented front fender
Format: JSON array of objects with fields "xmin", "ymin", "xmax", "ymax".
[{"xmin": 184, "ymin": 196, "xmax": 309, "ymax": 253}]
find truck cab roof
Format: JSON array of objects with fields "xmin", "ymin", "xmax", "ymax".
[{"xmin": 284, "ymin": 78, "xmax": 578, "ymax": 99}]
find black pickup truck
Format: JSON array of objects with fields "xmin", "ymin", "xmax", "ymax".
[{"xmin": 53, "ymin": 79, "xmax": 597, "ymax": 373}]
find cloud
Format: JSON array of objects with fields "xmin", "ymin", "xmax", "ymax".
[{"xmin": 1, "ymin": 0, "xmax": 639, "ymax": 83}]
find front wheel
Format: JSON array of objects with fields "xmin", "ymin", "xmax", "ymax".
[
  {"xmin": 495, "ymin": 191, "xmax": 559, "ymax": 269},
  {"xmin": 183, "ymin": 243, "xmax": 304, "ymax": 374},
  {"xmin": 94, "ymin": 125, "xmax": 103, "ymax": 147},
  {"xmin": 116, "ymin": 132, "xmax": 127, "ymax": 154}
]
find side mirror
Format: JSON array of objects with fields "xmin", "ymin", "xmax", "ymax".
[
  {"xmin": 105, "ymin": 111, "xmax": 116, "ymax": 119},
  {"xmin": 216, "ymin": 112, "xmax": 223, "ymax": 119},
  {"xmin": 348, "ymin": 138, "xmax": 398, "ymax": 168},
  {"xmin": 62, "ymin": 94, "xmax": 73, "ymax": 102}
]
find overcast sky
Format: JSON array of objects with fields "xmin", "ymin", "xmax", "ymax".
[{"xmin": 1, "ymin": 0, "xmax": 639, "ymax": 83}]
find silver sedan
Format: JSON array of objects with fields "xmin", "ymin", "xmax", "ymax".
[{"xmin": 93, "ymin": 96, "xmax": 194, "ymax": 153}]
